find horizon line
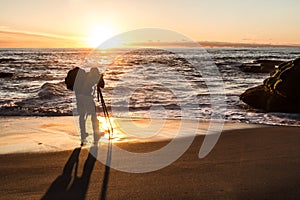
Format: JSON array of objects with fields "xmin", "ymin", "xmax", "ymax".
[{"xmin": 1, "ymin": 41, "xmax": 300, "ymax": 49}]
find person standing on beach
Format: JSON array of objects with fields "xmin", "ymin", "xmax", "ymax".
[{"xmin": 74, "ymin": 67, "xmax": 105, "ymax": 146}]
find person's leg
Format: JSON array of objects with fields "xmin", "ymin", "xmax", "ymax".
[
  {"xmin": 86, "ymin": 97, "xmax": 100, "ymax": 143},
  {"xmin": 79, "ymin": 114, "xmax": 88, "ymax": 144},
  {"xmin": 77, "ymin": 95, "xmax": 88, "ymax": 145},
  {"xmin": 91, "ymin": 113, "xmax": 100, "ymax": 143}
]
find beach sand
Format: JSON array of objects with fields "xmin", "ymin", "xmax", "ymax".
[{"xmin": 0, "ymin": 117, "xmax": 300, "ymax": 199}]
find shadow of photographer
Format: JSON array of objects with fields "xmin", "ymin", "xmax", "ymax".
[{"xmin": 42, "ymin": 146, "xmax": 98, "ymax": 200}]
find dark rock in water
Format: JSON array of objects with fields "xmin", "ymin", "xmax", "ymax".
[
  {"xmin": 240, "ymin": 57, "xmax": 300, "ymax": 112},
  {"xmin": 239, "ymin": 63, "xmax": 262, "ymax": 73},
  {"xmin": 0, "ymin": 58, "xmax": 16, "ymax": 63},
  {"xmin": 240, "ymin": 85, "xmax": 300, "ymax": 112},
  {"xmin": 0, "ymin": 72, "xmax": 14, "ymax": 78},
  {"xmin": 239, "ymin": 60, "xmax": 284, "ymax": 73}
]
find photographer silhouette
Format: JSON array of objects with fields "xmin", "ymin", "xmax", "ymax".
[{"xmin": 73, "ymin": 67, "xmax": 105, "ymax": 146}]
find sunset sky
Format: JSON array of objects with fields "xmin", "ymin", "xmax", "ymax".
[{"xmin": 0, "ymin": 0, "xmax": 300, "ymax": 48}]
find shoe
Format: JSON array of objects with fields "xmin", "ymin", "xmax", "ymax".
[
  {"xmin": 81, "ymin": 132, "xmax": 89, "ymax": 145},
  {"xmin": 80, "ymin": 140, "xmax": 87, "ymax": 146}
]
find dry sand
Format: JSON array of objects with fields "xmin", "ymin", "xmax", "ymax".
[{"xmin": 0, "ymin": 123, "xmax": 300, "ymax": 199}]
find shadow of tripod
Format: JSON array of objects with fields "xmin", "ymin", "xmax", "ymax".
[{"xmin": 100, "ymin": 139, "xmax": 112, "ymax": 200}]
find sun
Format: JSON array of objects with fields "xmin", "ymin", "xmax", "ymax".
[{"xmin": 85, "ymin": 24, "xmax": 117, "ymax": 48}]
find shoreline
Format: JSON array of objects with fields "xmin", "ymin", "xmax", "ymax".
[{"xmin": 0, "ymin": 116, "xmax": 268, "ymax": 155}]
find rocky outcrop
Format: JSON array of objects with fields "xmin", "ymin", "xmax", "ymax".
[
  {"xmin": 239, "ymin": 60, "xmax": 284, "ymax": 73},
  {"xmin": 0, "ymin": 72, "xmax": 14, "ymax": 78},
  {"xmin": 240, "ymin": 57, "xmax": 300, "ymax": 112}
]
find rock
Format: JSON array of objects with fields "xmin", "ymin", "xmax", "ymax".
[
  {"xmin": 240, "ymin": 85, "xmax": 300, "ymax": 112},
  {"xmin": 0, "ymin": 72, "xmax": 14, "ymax": 78},
  {"xmin": 239, "ymin": 60, "xmax": 284, "ymax": 73},
  {"xmin": 239, "ymin": 63, "xmax": 262, "ymax": 73},
  {"xmin": 240, "ymin": 57, "xmax": 300, "ymax": 112}
]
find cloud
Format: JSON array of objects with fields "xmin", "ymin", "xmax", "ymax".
[
  {"xmin": 0, "ymin": 27, "xmax": 76, "ymax": 40},
  {"xmin": 0, "ymin": 27, "xmax": 84, "ymax": 48},
  {"xmin": 127, "ymin": 40, "xmax": 300, "ymax": 48}
]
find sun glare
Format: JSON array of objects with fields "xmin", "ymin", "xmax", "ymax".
[
  {"xmin": 97, "ymin": 116, "xmax": 117, "ymax": 139},
  {"xmin": 85, "ymin": 24, "xmax": 118, "ymax": 48}
]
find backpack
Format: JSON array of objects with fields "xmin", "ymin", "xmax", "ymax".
[{"xmin": 65, "ymin": 67, "xmax": 86, "ymax": 91}]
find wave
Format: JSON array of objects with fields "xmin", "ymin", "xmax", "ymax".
[
  {"xmin": 0, "ymin": 48, "xmax": 299, "ymax": 127},
  {"xmin": 0, "ymin": 81, "xmax": 73, "ymax": 116},
  {"xmin": 0, "ymin": 72, "xmax": 61, "ymax": 81},
  {"xmin": 0, "ymin": 105, "xmax": 72, "ymax": 116},
  {"xmin": 38, "ymin": 82, "xmax": 69, "ymax": 99},
  {"xmin": 0, "ymin": 58, "xmax": 17, "ymax": 63}
]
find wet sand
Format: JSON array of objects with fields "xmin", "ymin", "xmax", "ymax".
[{"xmin": 0, "ymin": 122, "xmax": 299, "ymax": 199}]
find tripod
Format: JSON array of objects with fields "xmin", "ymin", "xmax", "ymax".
[{"xmin": 97, "ymin": 88, "xmax": 113, "ymax": 139}]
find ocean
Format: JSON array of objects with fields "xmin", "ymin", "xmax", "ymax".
[{"xmin": 0, "ymin": 47, "xmax": 300, "ymax": 126}]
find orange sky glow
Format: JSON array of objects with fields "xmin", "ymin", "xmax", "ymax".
[{"xmin": 1, "ymin": 0, "xmax": 300, "ymax": 48}]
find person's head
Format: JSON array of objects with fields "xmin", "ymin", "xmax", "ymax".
[
  {"xmin": 90, "ymin": 67, "xmax": 99, "ymax": 75},
  {"xmin": 89, "ymin": 67, "xmax": 100, "ymax": 81}
]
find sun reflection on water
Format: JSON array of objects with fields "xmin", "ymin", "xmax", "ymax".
[{"xmin": 97, "ymin": 116, "xmax": 117, "ymax": 140}]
